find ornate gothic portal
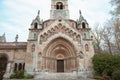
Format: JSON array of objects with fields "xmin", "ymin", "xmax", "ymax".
[{"xmin": 43, "ymin": 38, "xmax": 77, "ymax": 72}]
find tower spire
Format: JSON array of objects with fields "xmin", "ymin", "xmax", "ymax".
[{"xmin": 35, "ymin": 10, "xmax": 40, "ymax": 21}]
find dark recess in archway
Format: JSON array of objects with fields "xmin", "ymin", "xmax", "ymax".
[{"xmin": 0, "ymin": 54, "xmax": 8, "ymax": 80}]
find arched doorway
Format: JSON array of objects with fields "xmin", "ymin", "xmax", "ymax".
[
  {"xmin": 43, "ymin": 38, "xmax": 78, "ymax": 72},
  {"xmin": 0, "ymin": 54, "xmax": 8, "ymax": 79}
]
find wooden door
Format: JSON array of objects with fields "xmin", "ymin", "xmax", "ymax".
[{"xmin": 57, "ymin": 60, "xmax": 64, "ymax": 72}]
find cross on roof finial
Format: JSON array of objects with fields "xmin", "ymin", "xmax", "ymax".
[{"xmin": 38, "ymin": 10, "xmax": 40, "ymax": 15}]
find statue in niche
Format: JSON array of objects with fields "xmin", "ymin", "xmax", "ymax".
[{"xmin": 85, "ymin": 44, "xmax": 89, "ymax": 51}]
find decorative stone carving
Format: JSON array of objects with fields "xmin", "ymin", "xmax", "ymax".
[{"xmin": 40, "ymin": 24, "xmax": 81, "ymax": 44}]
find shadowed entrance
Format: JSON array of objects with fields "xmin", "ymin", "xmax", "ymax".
[
  {"xmin": 57, "ymin": 60, "xmax": 64, "ymax": 72},
  {"xmin": 0, "ymin": 54, "xmax": 8, "ymax": 80}
]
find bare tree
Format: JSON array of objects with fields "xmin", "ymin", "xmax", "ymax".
[
  {"xmin": 110, "ymin": 0, "xmax": 120, "ymax": 16},
  {"xmin": 102, "ymin": 20, "xmax": 114, "ymax": 54},
  {"xmin": 113, "ymin": 18, "xmax": 120, "ymax": 53},
  {"xmin": 92, "ymin": 24, "xmax": 104, "ymax": 53}
]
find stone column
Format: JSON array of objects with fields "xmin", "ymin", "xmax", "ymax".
[{"xmin": 6, "ymin": 63, "xmax": 11, "ymax": 73}]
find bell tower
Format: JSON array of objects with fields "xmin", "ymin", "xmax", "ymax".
[{"xmin": 50, "ymin": 0, "xmax": 69, "ymax": 19}]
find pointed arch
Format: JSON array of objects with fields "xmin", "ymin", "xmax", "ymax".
[
  {"xmin": 43, "ymin": 37, "xmax": 78, "ymax": 72},
  {"xmin": 43, "ymin": 37, "xmax": 77, "ymax": 57},
  {"xmin": 43, "ymin": 33, "xmax": 77, "ymax": 52}
]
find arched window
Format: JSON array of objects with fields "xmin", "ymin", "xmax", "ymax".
[
  {"xmin": 34, "ymin": 23, "xmax": 38, "ymax": 29},
  {"xmin": 82, "ymin": 22, "xmax": 86, "ymax": 28},
  {"xmin": 18, "ymin": 63, "xmax": 22, "ymax": 71},
  {"xmin": 56, "ymin": 2, "xmax": 63, "ymax": 10},
  {"xmin": 23, "ymin": 63, "xmax": 25, "ymax": 71},
  {"xmin": 14, "ymin": 63, "xmax": 17, "ymax": 72},
  {"xmin": 85, "ymin": 44, "xmax": 89, "ymax": 51}
]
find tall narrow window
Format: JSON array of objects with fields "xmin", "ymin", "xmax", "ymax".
[
  {"xmin": 34, "ymin": 23, "xmax": 38, "ymax": 29},
  {"xmin": 82, "ymin": 22, "xmax": 86, "ymax": 28},
  {"xmin": 56, "ymin": 5, "xmax": 59, "ymax": 9}
]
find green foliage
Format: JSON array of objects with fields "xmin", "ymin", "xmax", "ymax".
[
  {"xmin": 10, "ymin": 70, "xmax": 24, "ymax": 79},
  {"xmin": 10, "ymin": 70, "xmax": 34, "ymax": 79},
  {"xmin": 93, "ymin": 74, "xmax": 111, "ymax": 80},
  {"xmin": 10, "ymin": 73, "xmax": 17, "ymax": 79},
  {"xmin": 24, "ymin": 74, "xmax": 34, "ymax": 79},
  {"xmin": 112, "ymin": 69, "xmax": 120, "ymax": 80},
  {"xmin": 92, "ymin": 53, "xmax": 120, "ymax": 78}
]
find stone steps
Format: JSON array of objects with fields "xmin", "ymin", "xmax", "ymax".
[{"xmin": 35, "ymin": 73, "xmax": 78, "ymax": 80}]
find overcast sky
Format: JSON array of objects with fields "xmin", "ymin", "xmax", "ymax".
[{"xmin": 0, "ymin": 0, "xmax": 112, "ymax": 42}]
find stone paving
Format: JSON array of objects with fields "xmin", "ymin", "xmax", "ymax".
[{"xmin": 3, "ymin": 73, "xmax": 96, "ymax": 80}]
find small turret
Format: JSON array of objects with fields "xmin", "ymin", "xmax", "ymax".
[
  {"xmin": 77, "ymin": 10, "xmax": 89, "ymax": 29},
  {"xmin": 28, "ymin": 10, "xmax": 43, "ymax": 41},
  {"xmin": 0, "ymin": 33, "xmax": 6, "ymax": 42},
  {"xmin": 31, "ymin": 10, "xmax": 43, "ymax": 29}
]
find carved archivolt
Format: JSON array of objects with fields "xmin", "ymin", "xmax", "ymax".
[{"xmin": 39, "ymin": 24, "xmax": 81, "ymax": 44}]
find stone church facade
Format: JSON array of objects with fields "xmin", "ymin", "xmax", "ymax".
[{"xmin": 0, "ymin": 0, "xmax": 94, "ymax": 77}]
